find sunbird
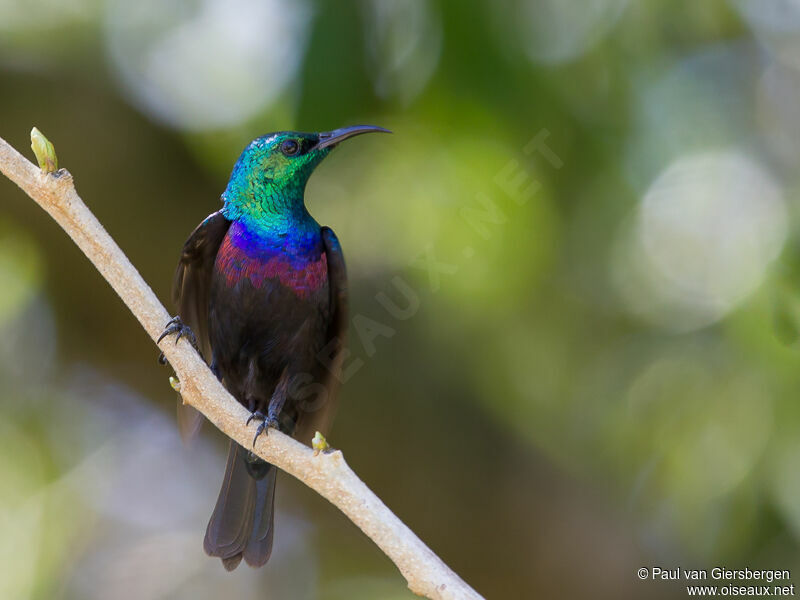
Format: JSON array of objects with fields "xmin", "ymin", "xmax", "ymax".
[{"xmin": 160, "ymin": 125, "xmax": 390, "ymax": 570}]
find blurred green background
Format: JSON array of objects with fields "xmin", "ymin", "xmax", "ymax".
[{"xmin": 2, "ymin": 0, "xmax": 800, "ymax": 598}]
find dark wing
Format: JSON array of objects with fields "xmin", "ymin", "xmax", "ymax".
[
  {"xmin": 173, "ymin": 210, "xmax": 231, "ymax": 357},
  {"xmin": 296, "ymin": 226, "xmax": 348, "ymax": 442},
  {"xmin": 172, "ymin": 210, "xmax": 231, "ymax": 441}
]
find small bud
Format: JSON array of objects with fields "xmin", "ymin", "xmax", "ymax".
[
  {"xmin": 169, "ymin": 376, "xmax": 181, "ymax": 392},
  {"xmin": 312, "ymin": 431, "xmax": 330, "ymax": 455},
  {"xmin": 30, "ymin": 127, "xmax": 58, "ymax": 173}
]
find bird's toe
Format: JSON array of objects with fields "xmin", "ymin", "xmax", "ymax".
[{"xmin": 157, "ymin": 316, "xmax": 203, "ymax": 360}]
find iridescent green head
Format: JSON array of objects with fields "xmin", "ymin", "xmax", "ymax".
[{"xmin": 222, "ymin": 126, "xmax": 390, "ymax": 225}]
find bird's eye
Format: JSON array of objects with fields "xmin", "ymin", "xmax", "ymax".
[{"xmin": 280, "ymin": 139, "xmax": 300, "ymax": 156}]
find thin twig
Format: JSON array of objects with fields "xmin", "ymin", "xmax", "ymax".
[{"xmin": 0, "ymin": 133, "xmax": 483, "ymax": 600}]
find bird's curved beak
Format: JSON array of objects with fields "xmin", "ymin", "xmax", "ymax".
[{"xmin": 315, "ymin": 125, "xmax": 392, "ymax": 150}]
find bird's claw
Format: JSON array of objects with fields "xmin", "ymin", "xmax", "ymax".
[
  {"xmin": 248, "ymin": 411, "xmax": 279, "ymax": 446},
  {"xmin": 157, "ymin": 316, "xmax": 202, "ymax": 363},
  {"xmin": 245, "ymin": 410, "xmax": 264, "ymax": 427}
]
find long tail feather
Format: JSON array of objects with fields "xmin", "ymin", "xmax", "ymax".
[
  {"xmin": 204, "ymin": 442, "xmax": 277, "ymax": 570},
  {"xmin": 243, "ymin": 464, "xmax": 277, "ymax": 567}
]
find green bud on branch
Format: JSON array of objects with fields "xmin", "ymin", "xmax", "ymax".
[
  {"xmin": 30, "ymin": 127, "xmax": 58, "ymax": 173},
  {"xmin": 312, "ymin": 431, "xmax": 330, "ymax": 455}
]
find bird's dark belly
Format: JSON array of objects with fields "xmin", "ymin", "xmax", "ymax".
[{"xmin": 207, "ymin": 254, "xmax": 330, "ymax": 420}]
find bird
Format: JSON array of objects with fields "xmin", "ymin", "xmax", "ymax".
[{"xmin": 159, "ymin": 125, "xmax": 390, "ymax": 570}]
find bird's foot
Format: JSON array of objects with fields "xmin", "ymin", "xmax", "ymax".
[
  {"xmin": 248, "ymin": 411, "xmax": 279, "ymax": 446},
  {"xmin": 245, "ymin": 410, "xmax": 265, "ymax": 427},
  {"xmin": 157, "ymin": 316, "xmax": 202, "ymax": 363}
]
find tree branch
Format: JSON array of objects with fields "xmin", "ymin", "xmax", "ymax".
[{"xmin": 0, "ymin": 133, "xmax": 483, "ymax": 600}]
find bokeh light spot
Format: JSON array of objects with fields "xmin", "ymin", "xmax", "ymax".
[
  {"xmin": 517, "ymin": 0, "xmax": 629, "ymax": 65},
  {"xmin": 105, "ymin": 0, "xmax": 312, "ymax": 130},
  {"xmin": 614, "ymin": 150, "xmax": 786, "ymax": 331},
  {"xmin": 361, "ymin": 0, "xmax": 442, "ymax": 105}
]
